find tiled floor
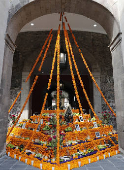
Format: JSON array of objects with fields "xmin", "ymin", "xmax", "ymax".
[{"xmin": 0, "ymin": 154, "xmax": 124, "ymax": 170}]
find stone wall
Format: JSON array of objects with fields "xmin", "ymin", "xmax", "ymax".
[
  {"xmin": 118, "ymin": 0, "xmax": 124, "ymax": 65},
  {"xmin": 10, "ymin": 31, "xmax": 115, "ymax": 115}
]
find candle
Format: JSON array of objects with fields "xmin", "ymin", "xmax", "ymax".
[{"xmin": 74, "ymin": 96, "xmax": 75, "ymax": 101}]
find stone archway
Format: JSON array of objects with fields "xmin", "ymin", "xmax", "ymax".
[{"xmin": 1, "ymin": 0, "xmax": 124, "ymax": 155}]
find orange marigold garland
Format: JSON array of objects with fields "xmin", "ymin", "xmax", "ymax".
[
  {"xmin": 56, "ymin": 25, "xmax": 60, "ymax": 165},
  {"xmin": 63, "ymin": 23, "xmax": 99, "ymax": 121},
  {"xmin": 38, "ymin": 34, "xmax": 53, "ymax": 72},
  {"xmin": 25, "ymin": 29, "xmax": 53, "ymax": 82},
  {"xmin": 8, "ymin": 30, "xmax": 52, "ymax": 115},
  {"xmin": 64, "ymin": 15, "xmax": 116, "ymax": 117},
  {"xmin": 21, "ymin": 24, "xmax": 61, "ymax": 154},
  {"xmin": 8, "ymin": 89, "xmax": 23, "ymax": 113},
  {"xmin": 7, "ymin": 76, "xmax": 39, "ymax": 138},
  {"xmin": 63, "ymin": 23, "xmax": 83, "ymax": 116}
]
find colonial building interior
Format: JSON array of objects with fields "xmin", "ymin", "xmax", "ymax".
[{"xmin": 1, "ymin": 0, "xmax": 124, "ymax": 170}]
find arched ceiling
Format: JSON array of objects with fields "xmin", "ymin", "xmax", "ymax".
[{"xmin": 20, "ymin": 13, "xmax": 106, "ymax": 34}]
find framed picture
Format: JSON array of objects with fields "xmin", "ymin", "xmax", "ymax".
[
  {"xmin": 22, "ymin": 123, "xmax": 26, "ymax": 129},
  {"xmin": 75, "ymin": 124, "xmax": 80, "ymax": 131},
  {"xmin": 79, "ymin": 116, "xmax": 84, "ymax": 122},
  {"xmin": 95, "ymin": 132, "xmax": 100, "ymax": 138},
  {"xmin": 93, "ymin": 122, "xmax": 98, "ymax": 128},
  {"xmin": 40, "ymin": 119, "xmax": 43, "ymax": 124},
  {"xmin": 37, "ymin": 124, "xmax": 41, "ymax": 131}
]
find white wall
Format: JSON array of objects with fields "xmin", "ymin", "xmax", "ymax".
[
  {"xmin": 118, "ymin": 0, "xmax": 124, "ymax": 65},
  {"xmin": 0, "ymin": 0, "xmax": 10, "ymax": 86}
]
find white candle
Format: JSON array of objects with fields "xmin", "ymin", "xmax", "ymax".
[
  {"xmin": 74, "ymin": 96, "xmax": 75, "ymax": 101},
  {"xmin": 78, "ymin": 161, "xmax": 81, "ymax": 167},
  {"xmin": 68, "ymin": 164, "xmax": 70, "ymax": 170},
  {"xmin": 31, "ymin": 160, "xmax": 34, "ymax": 165},
  {"xmin": 40, "ymin": 164, "xmax": 42, "ymax": 169},
  {"xmin": 14, "ymin": 154, "xmax": 16, "ymax": 159}
]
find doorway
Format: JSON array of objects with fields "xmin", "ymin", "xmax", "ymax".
[{"xmin": 32, "ymin": 75, "xmax": 92, "ymax": 115}]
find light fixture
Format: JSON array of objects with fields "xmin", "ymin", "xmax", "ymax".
[
  {"xmin": 60, "ymin": 47, "xmax": 66, "ymax": 64},
  {"xmin": 31, "ymin": 23, "xmax": 34, "ymax": 26},
  {"xmin": 60, "ymin": 13, "xmax": 67, "ymax": 69},
  {"xmin": 94, "ymin": 24, "xmax": 97, "ymax": 27}
]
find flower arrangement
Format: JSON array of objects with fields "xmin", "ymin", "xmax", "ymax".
[
  {"xmin": 9, "ymin": 112, "xmax": 18, "ymax": 126},
  {"xmin": 101, "ymin": 111, "xmax": 112, "ymax": 124}
]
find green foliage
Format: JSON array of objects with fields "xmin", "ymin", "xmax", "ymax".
[
  {"xmin": 42, "ymin": 113, "xmax": 49, "ymax": 116},
  {"xmin": 87, "ymin": 149, "xmax": 94, "ymax": 153},
  {"xmin": 101, "ymin": 111, "xmax": 112, "ymax": 124},
  {"xmin": 18, "ymin": 123, "xmax": 23, "ymax": 127},
  {"xmin": 49, "ymin": 117, "xmax": 56, "ymax": 125},
  {"xmin": 91, "ymin": 117, "xmax": 96, "ymax": 121},
  {"xmin": 7, "ymin": 143, "xmax": 15, "ymax": 148},
  {"xmin": 65, "ymin": 127, "xmax": 73, "ymax": 132},
  {"xmin": 97, "ymin": 145, "xmax": 106, "ymax": 150},
  {"xmin": 42, "ymin": 125, "xmax": 51, "ymax": 131},
  {"xmin": 35, "ymin": 153, "xmax": 42, "ymax": 158}
]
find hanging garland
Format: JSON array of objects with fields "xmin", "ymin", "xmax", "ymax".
[
  {"xmin": 20, "ymin": 24, "xmax": 61, "ymax": 155},
  {"xmin": 64, "ymin": 15, "xmax": 116, "ymax": 117},
  {"xmin": 25, "ymin": 29, "xmax": 53, "ymax": 82},
  {"xmin": 38, "ymin": 34, "xmax": 53, "ymax": 71},
  {"xmin": 63, "ymin": 23, "xmax": 99, "ymax": 121},
  {"xmin": 63, "ymin": 23, "xmax": 83, "ymax": 116},
  {"xmin": 8, "ymin": 29, "xmax": 53, "ymax": 114},
  {"xmin": 7, "ymin": 76, "xmax": 39, "ymax": 138}
]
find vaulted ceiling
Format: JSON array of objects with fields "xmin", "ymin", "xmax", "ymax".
[{"xmin": 21, "ymin": 13, "xmax": 106, "ymax": 34}]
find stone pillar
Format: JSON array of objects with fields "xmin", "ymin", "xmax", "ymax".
[
  {"xmin": 0, "ymin": 0, "xmax": 10, "ymax": 155},
  {"xmin": 0, "ymin": 0, "xmax": 9, "ymax": 85},
  {"xmin": 92, "ymin": 69, "xmax": 102, "ymax": 115},
  {"xmin": 0, "ymin": 46, "xmax": 14, "ymax": 155},
  {"xmin": 20, "ymin": 72, "xmax": 30, "ymax": 121},
  {"xmin": 110, "ymin": 33, "xmax": 124, "ymax": 153}
]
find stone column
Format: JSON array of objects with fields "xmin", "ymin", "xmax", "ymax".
[
  {"xmin": 92, "ymin": 69, "xmax": 102, "ymax": 115},
  {"xmin": 0, "ymin": 0, "xmax": 10, "ymax": 155},
  {"xmin": 20, "ymin": 72, "xmax": 30, "ymax": 121},
  {"xmin": 0, "ymin": 0, "xmax": 9, "ymax": 85},
  {"xmin": 110, "ymin": 33, "xmax": 124, "ymax": 153}
]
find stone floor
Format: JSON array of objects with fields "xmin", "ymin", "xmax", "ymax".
[{"xmin": 0, "ymin": 154, "xmax": 124, "ymax": 170}]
